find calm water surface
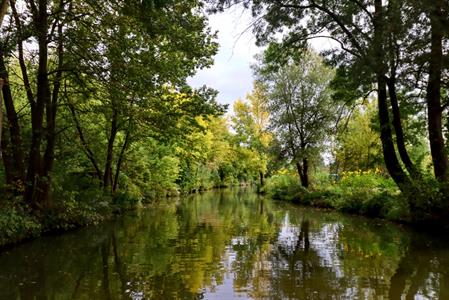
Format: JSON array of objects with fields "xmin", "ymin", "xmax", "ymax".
[{"xmin": 1, "ymin": 188, "xmax": 449, "ymax": 299}]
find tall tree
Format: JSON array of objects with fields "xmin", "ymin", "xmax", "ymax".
[
  {"xmin": 0, "ymin": 0, "xmax": 8, "ymax": 156},
  {"xmin": 425, "ymin": 0, "xmax": 449, "ymax": 183},
  {"xmin": 256, "ymin": 50, "xmax": 335, "ymax": 188}
]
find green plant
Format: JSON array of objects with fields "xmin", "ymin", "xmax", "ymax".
[
  {"xmin": 264, "ymin": 174, "xmax": 307, "ymax": 201},
  {"xmin": 0, "ymin": 206, "xmax": 41, "ymax": 247}
]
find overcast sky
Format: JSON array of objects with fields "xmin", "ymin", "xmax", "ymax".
[
  {"xmin": 187, "ymin": 7, "xmax": 338, "ymax": 107},
  {"xmin": 187, "ymin": 7, "xmax": 261, "ymax": 107}
]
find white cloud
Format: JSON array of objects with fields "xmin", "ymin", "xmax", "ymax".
[
  {"xmin": 187, "ymin": 7, "xmax": 339, "ymax": 107},
  {"xmin": 187, "ymin": 6, "xmax": 261, "ymax": 106}
]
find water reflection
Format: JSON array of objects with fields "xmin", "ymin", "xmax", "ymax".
[{"xmin": 0, "ymin": 188, "xmax": 448, "ymax": 299}]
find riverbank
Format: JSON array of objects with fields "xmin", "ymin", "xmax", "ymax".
[
  {"xmin": 262, "ymin": 172, "xmax": 449, "ymax": 229},
  {"xmin": 0, "ymin": 195, "xmax": 126, "ymax": 250},
  {"xmin": 1, "ymin": 173, "xmax": 444, "ymax": 250},
  {"xmin": 0, "ymin": 184, "xmax": 252, "ymax": 249}
]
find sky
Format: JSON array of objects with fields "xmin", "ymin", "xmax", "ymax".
[
  {"xmin": 187, "ymin": 7, "xmax": 261, "ymax": 107},
  {"xmin": 187, "ymin": 7, "xmax": 338, "ymax": 107}
]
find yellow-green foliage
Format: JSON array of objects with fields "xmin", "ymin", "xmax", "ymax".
[
  {"xmin": 121, "ymin": 140, "xmax": 180, "ymax": 200},
  {"xmin": 338, "ymin": 169, "xmax": 398, "ymax": 191},
  {"xmin": 326, "ymin": 170, "xmax": 403, "ymax": 218},
  {"xmin": 335, "ymin": 100, "xmax": 382, "ymax": 172},
  {"xmin": 177, "ymin": 115, "xmax": 266, "ymax": 192}
]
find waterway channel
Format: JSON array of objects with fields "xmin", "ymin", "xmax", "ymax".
[{"xmin": 0, "ymin": 188, "xmax": 448, "ymax": 299}]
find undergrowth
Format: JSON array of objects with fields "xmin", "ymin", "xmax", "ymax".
[{"xmin": 263, "ymin": 171, "xmax": 413, "ymax": 222}]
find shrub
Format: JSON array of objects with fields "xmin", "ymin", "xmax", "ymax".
[
  {"xmin": 264, "ymin": 174, "xmax": 307, "ymax": 202},
  {"xmin": 0, "ymin": 205, "xmax": 41, "ymax": 247},
  {"xmin": 43, "ymin": 188, "xmax": 112, "ymax": 231},
  {"xmin": 338, "ymin": 169, "xmax": 397, "ymax": 192},
  {"xmin": 113, "ymin": 191, "xmax": 141, "ymax": 209},
  {"xmin": 264, "ymin": 169, "xmax": 412, "ymax": 221}
]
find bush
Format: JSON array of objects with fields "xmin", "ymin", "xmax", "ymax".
[
  {"xmin": 264, "ymin": 169, "xmax": 411, "ymax": 221},
  {"xmin": 43, "ymin": 187, "xmax": 112, "ymax": 231},
  {"xmin": 0, "ymin": 205, "xmax": 41, "ymax": 247},
  {"xmin": 264, "ymin": 174, "xmax": 307, "ymax": 202},
  {"xmin": 113, "ymin": 191, "xmax": 141, "ymax": 209},
  {"xmin": 332, "ymin": 170, "xmax": 412, "ymax": 219},
  {"xmin": 338, "ymin": 169, "xmax": 397, "ymax": 191}
]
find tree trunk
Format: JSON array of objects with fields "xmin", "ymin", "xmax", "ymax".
[
  {"xmin": 0, "ymin": 78, "xmax": 3, "ymax": 157},
  {"xmin": 295, "ymin": 161, "xmax": 302, "ymax": 185},
  {"xmin": 259, "ymin": 171, "xmax": 264, "ymax": 187},
  {"xmin": 385, "ymin": 0, "xmax": 420, "ymax": 180},
  {"xmin": 427, "ymin": 0, "xmax": 449, "ymax": 183},
  {"xmin": 374, "ymin": 0, "xmax": 411, "ymax": 191},
  {"xmin": 301, "ymin": 158, "xmax": 309, "ymax": 188},
  {"xmin": 295, "ymin": 160, "xmax": 309, "ymax": 188},
  {"xmin": 0, "ymin": 52, "xmax": 25, "ymax": 184},
  {"xmin": 377, "ymin": 75, "xmax": 411, "ymax": 190},
  {"xmin": 103, "ymin": 108, "xmax": 118, "ymax": 191},
  {"xmin": 0, "ymin": 0, "xmax": 8, "ymax": 155},
  {"xmin": 387, "ymin": 79, "xmax": 420, "ymax": 178},
  {"xmin": 39, "ymin": 23, "xmax": 63, "ymax": 206},
  {"xmin": 24, "ymin": 0, "xmax": 51, "ymax": 209},
  {"xmin": 113, "ymin": 126, "xmax": 131, "ymax": 193},
  {"xmin": 1, "ymin": 123, "xmax": 15, "ymax": 185},
  {"xmin": 68, "ymin": 103, "xmax": 103, "ymax": 181},
  {"xmin": 0, "ymin": 0, "xmax": 8, "ymax": 26}
]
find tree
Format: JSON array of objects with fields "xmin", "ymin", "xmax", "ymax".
[
  {"xmin": 0, "ymin": 0, "xmax": 8, "ymax": 155},
  {"xmin": 334, "ymin": 100, "xmax": 383, "ymax": 173},
  {"xmin": 425, "ymin": 0, "xmax": 449, "ymax": 183},
  {"xmin": 62, "ymin": 0, "xmax": 220, "ymax": 193},
  {"xmin": 256, "ymin": 50, "xmax": 335, "ymax": 188},
  {"xmin": 231, "ymin": 81, "xmax": 271, "ymax": 186}
]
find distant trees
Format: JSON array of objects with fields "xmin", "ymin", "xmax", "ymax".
[
  {"xmin": 334, "ymin": 100, "xmax": 383, "ymax": 173},
  {"xmin": 231, "ymin": 82, "xmax": 271, "ymax": 186}
]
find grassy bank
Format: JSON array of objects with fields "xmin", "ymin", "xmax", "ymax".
[{"xmin": 262, "ymin": 170, "xmax": 413, "ymax": 222}]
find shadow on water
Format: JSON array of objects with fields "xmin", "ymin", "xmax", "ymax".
[{"xmin": 0, "ymin": 187, "xmax": 449, "ymax": 299}]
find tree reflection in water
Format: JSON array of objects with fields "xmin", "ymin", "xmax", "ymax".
[
  {"xmin": 388, "ymin": 232, "xmax": 449, "ymax": 300},
  {"xmin": 0, "ymin": 189, "xmax": 448, "ymax": 299}
]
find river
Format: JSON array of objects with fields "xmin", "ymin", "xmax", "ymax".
[{"xmin": 0, "ymin": 188, "xmax": 448, "ymax": 299}]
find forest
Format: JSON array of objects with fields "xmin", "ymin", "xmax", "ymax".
[{"xmin": 0, "ymin": 0, "xmax": 448, "ymax": 249}]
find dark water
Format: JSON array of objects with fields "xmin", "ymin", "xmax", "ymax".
[{"xmin": 1, "ymin": 189, "xmax": 449, "ymax": 299}]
